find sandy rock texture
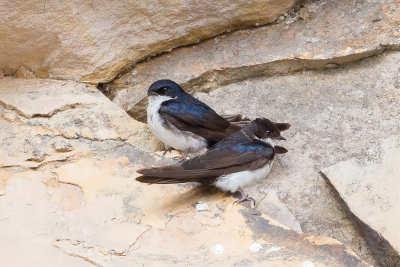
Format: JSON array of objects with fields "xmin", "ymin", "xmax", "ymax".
[
  {"xmin": 0, "ymin": 0, "xmax": 297, "ymax": 83},
  {"xmin": 1, "ymin": 0, "xmax": 400, "ymax": 265},
  {"xmin": 106, "ymin": 0, "xmax": 400, "ymax": 121},
  {"xmin": 0, "ymin": 78, "xmax": 160, "ymax": 170},
  {"xmin": 192, "ymin": 51, "xmax": 400, "ymax": 266},
  {"xmin": 0, "ymin": 78, "xmax": 369, "ymax": 266},
  {"xmin": 322, "ymin": 135, "xmax": 400, "ymax": 265}
]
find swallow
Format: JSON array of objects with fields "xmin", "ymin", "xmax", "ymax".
[
  {"xmin": 146, "ymin": 79, "xmax": 250, "ymax": 161},
  {"xmin": 136, "ymin": 118, "xmax": 290, "ymax": 206}
]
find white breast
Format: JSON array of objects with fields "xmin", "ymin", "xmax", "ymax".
[
  {"xmin": 147, "ymin": 95, "xmax": 208, "ymax": 152},
  {"xmin": 214, "ymin": 160, "xmax": 274, "ymax": 193}
]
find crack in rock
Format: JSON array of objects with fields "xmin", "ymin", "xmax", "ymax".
[
  {"xmin": 0, "ymin": 99, "xmax": 91, "ymax": 119},
  {"xmin": 320, "ymin": 171, "xmax": 400, "ymax": 266},
  {"xmin": 53, "ymin": 225, "xmax": 152, "ymax": 265},
  {"xmin": 125, "ymin": 48, "xmax": 395, "ymax": 123},
  {"xmin": 53, "ymin": 240, "xmax": 104, "ymax": 267},
  {"xmin": 125, "ymin": 225, "xmax": 152, "ymax": 253}
]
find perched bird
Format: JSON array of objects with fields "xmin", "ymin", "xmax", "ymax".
[
  {"xmin": 146, "ymin": 79, "xmax": 249, "ymax": 160},
  {"xmin": 137, "ymin": 118, "xmax": 290, "ymax": 205}
]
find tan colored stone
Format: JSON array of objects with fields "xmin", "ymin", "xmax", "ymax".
[
  {"xmin": 190, "ymin": 51, "xmax": 400, "ymax": 265},
  {"xmin": 322, "ymin": 135, "xmax": 400, "ymax": 262},
  {"xmin": 0, "ymin": 78, "xmax": 158, "ymax": 169},
  {"xmin": 36, "ymin": 69, "xmax": 49, "ymax": 78},
  {"xmin": 0, "ymin": 0, "xmax": 297, "ymax": 83},
  {"xmin": 0, "ymin": 77, "xmax": 369, "ymax": 266},
  {"xmin": 15, "ymin": 65, "xmax": 36, "ymax": 79},
  {"xmin": 108, "ymin": 0, "xmax": 400, "ymax": 116},
  {"xmin": 0, "ymin": 156, "xmax": 369, "ymax": 266},
  {"xmin": 1, "ymin": 68, "xmax": 16, "ymax": 76},
  {"xmin": 258, "ymin": 190, "xmax": 302, "ymax": 232}
]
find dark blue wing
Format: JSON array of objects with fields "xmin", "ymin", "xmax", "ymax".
[
  {"xmin": 159, "ymin": 99, "xmax": 229, "ymax": 131},
  {"xmin": 182, "ymin": 141, "xmax": 274, "ymax": 170},
  {"xmin": 138, "ymin": 141, "xmax": 274, "ymax": 180}
]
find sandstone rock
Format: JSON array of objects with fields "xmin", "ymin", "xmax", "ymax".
[
  {"xmin": 107, "ymin": 0, "xmax": 400, "ymax": 120},
  {"xmin": 52, "ymin": 139, "xmax": 73, "ymax": 152},
  {"xmin": 0, "ymin": 0, "xmax": 297, "ymax": 83},
  {"xmin": 189, "ymin": 51, "xmax": 400, "ymax": 265},
  {"xmin": 0, "ymin": 77, "xmax": 369, "ymax": 266},
  {"xmin": 258, "ymin": 190, "xmax": 302, "ymax": 232},
  {"xmin": 0, "ymin": 78, "xmax": 159, "ymax": 169},
  {"xmin": 322, "ymin": 135, "xmax": 400, "ymax": 266},
  {"xmin": 36, "ymin": 69, "xmax": 50, "ymax": 79},
  {"xmin": 15, "ymin": 65, "xmax": 36, "ymax": 79},
  {"xmin": 0, "ymin": 157, "xmax": 369, "ymax": 267}
]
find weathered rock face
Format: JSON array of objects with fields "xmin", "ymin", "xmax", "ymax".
[
  {"xmin": 0, "ymin": 0, "xmax": 297, "ymax": 83},
  {"xmin": 192, "ymin": 51, "xmax": 400, "ymax": 266},
  {"xmin": 1, "ymin": 0, "xmax": 400, "ymax": 265},
  {"xmin": 0, "ymin": 78, "xmax": 369, "ymax": 266},
  {"xmin": 322, "ymin": 135, "xmax": 400, "ymax": 266},
  {"xmin": 106, "ymin": 0, "xmax": 400, "ymax": 121},
  {"xmin": 0, "ymin": 78, "xmax": 162, "ymax": 169}
]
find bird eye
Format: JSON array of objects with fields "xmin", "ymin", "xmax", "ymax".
[{"xmin": 266, "ymin": 130, "xmax": 271, "ymax": 134}]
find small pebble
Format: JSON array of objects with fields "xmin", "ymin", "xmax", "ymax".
[
  {"xmin": 212, "ymin": 244, "xmax": 224, "ymax": 254},
  {"xmin": 195, "ymin": 203, "xmax": 208, "ymax": 211},
  {"xmin": 249, "ymin": 243, "xmax": 263, "ymax": 252}
]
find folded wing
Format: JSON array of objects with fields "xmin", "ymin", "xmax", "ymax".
[
  {"xmin": 159, "ymin": 99, "xmax": 229, "ymax": 131},
  {"xmin": 136, "ymin": 142, "xmax": 274, "ymax": 184}
]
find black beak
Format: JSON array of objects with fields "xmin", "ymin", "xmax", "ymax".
[
  {"xmin": 276, "ymin": 136, "xmax": 286, "ymax": 141},
  {"xmin": 147, "ymin": 91, "xmax": 158, "ymax": 96}
]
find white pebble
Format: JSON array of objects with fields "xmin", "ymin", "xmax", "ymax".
[
  {"xmin": 249, "ymin": 243, "xmax": 263, "ymax": 252},
  {"xmin": 195, "ymin": 203, "xmax": 208, "ymax": 211},
  {"xmin": 265, "ymin": 246, "xmax": 281, "ymax": 253},
  {"xmin": 212, "ymin": 244, "xmax": 224, "ymax": 254},
  {"xmin": 303, "ymin": 261, "xmax": 314, "ymax": 267}
]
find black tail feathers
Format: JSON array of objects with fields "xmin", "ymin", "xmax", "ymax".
[{"xmin": 274, "ymin": 145, "xmax": 288, "ymax": 154}]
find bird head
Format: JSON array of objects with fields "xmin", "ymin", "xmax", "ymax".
[
  {"xmin": 250, "ymin": 118, "xmax": 291, "ymax": 140},
  {"xmin": 147, "ymin": 79, "xmax": 186, "ymax": 98}
]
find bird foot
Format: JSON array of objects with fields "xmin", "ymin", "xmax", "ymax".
[
  {"xmin": 173, "ymin": 152, "xmax": 190, "ymax": 163},
  {"xmin": 232, "ymin": 187, "xmax": 261, "ymax": 215},
  {"xmin": 233, "ymin": 187, "xmax": 256, "ymax": 207}
]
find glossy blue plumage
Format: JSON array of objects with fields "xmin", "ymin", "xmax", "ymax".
[{"xmin": 160, "ymin": 99, "xmax": 229, "ymax": 131}]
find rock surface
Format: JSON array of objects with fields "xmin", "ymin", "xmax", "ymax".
[
  {"xmin": 106, "ymin": 0, "xmax": 400, "ymax": 121},
  {"xmin": 258, "ymin": 190, "xmax": 302, "ymax": 232},
  {"xmin": 322, "ymin": 135, "xmax": 400, "ymax": 266},
  {"xmin": 0, "ymin": 78, "xmax": 160, "ymax": 169},
  {"xmin": 191, "ymin": 51, "xmax": 400, "ymax": 266},
  {"xmin": 1, "ymin": 0, "xmax": 400, "ymax": 265},
  {"xmin": 0, "ymin": 0, "xmax": 297, "ymax": 83},
  {"xmin": 0, "ymin": 78, "xmax": 368, "ymax": 266}
]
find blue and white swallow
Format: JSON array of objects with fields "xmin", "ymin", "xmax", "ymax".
[
  {"xmin": 146, "ymin": 79, "xmax": 253, "ymax": 160},
  {"xmin": 137, "ymin": 118, "xmax": 290, "ymax": 206}
]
